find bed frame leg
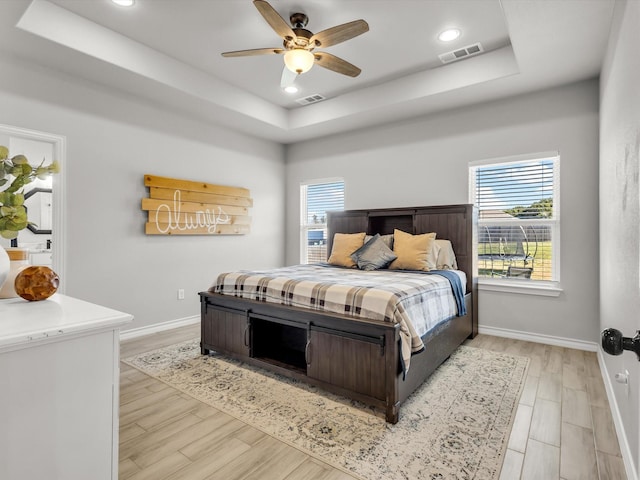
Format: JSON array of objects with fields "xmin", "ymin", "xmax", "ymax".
[
  {"xmin": 200, "ymin": 343, "xmax": 209, "ymax": 355},
  {"xmin": 386, "ymin": 403, "xmax": 400, "ymax": 424}
]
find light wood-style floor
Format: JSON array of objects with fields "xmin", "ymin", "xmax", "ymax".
[{"xmin": 119, "ymin": 325, "xmax": 627, "ymax": 480}]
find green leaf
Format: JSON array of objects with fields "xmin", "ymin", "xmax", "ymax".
[
  {"xmin": 5, "ymin": 217, "xmax": 28, "ymax": 231},
  {"xmin": 0, "ymin": 229, "xmax": 19, "ymax": 240},
  {"xmin": 1, "ymin": 192, "xmax": 18, "ymax": 206},
  {"xmin": 10, "ymin": 163, "xmax": 32, "ymax": 176},
  {"xmin": 11, "ymin": 154, "xmax": 28, "ymax": 165},
  {"xmin": 6, "ymin": 177, "xmax": 25, "ymax": 193},
  {"xmin": 13, "ymin": 206, "xmax": 27, "ymax": 219}
]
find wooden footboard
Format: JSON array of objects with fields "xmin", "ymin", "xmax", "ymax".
[{"xmin": 200, "ymin": 291, "xmax": 473, "ymax": 423}]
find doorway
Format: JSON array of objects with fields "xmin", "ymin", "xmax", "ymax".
[{"xmin": 0, "ymin": 124, "xmax": 65, "ymax": 292}]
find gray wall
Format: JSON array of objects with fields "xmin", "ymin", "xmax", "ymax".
[
  {"xmin": 600, "ymin": 0, "xmax": 640, "ymax": 476},
  {"xmin": 0, "ymin": 54, "xmax": 285, "ymax": 332},
  {"xmin": 286, "ymin": 79, "xmax": 600, "ymax": 344}
]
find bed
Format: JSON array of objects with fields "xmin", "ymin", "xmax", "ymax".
[{"xmin": 199, "ymin": 204, "xmax": 478, "ymax": 423}]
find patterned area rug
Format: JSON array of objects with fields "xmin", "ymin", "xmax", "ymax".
[{"xmin": 123, "ymin": 341, "xmax": 528, "ymax": 480}]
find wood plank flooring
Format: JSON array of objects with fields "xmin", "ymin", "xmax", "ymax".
[{"xmin": 119, "ymin": 325, "xmax": 627, "ymax": 480}]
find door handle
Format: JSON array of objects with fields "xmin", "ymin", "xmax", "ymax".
[{"xmin": 601, "ymin": 328, "xmax": 640, "ymax": 361}]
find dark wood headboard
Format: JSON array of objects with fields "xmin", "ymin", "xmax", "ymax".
[{"xmin": 327, "ymin": 204, "xmax": 478, "ymax": 297}]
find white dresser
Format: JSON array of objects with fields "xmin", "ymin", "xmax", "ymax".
[
  {"xmin": 0, "ymin": 294, "xmax": 133, "ymax": 480},
  {"xmin": 29, "ymin": 250, "xmax": 53, "ymax": 266}
]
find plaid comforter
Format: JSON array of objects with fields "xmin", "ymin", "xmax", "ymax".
[{"xmin": 210, "ymin": 264, "xmax": 465, "ymax": 372}]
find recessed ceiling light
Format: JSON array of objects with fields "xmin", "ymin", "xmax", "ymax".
[
  {"xmin": 112, "ymin": 0, "xmax": 135, "ymax": 6},
  {"xmin": 438, "ymin": 28, "xmax": 461, "ymax": 42},
  {"xmin": 284, "ymin": 85, "xmax": 299, "ymax": 94}
]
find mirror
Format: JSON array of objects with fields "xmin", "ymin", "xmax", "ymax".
[{"xmin": 24, "ymin": 188, "xmax": 53, "ymax": 234}]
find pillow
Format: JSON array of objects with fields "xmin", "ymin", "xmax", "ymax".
[
  {"xmin": 327, "ymin": 232, "xmax": 366, "ymax": 268},
  {"xmin": 364, "ymin": 233, "xmax": 394, "ymax": 250},
  {"xmin": 389, "ymin": 229, "xmax": 437, "ymax": 271},
  {"xmin": 351, "ymin": 234, "xmax": 398, "ymax": 271},
  {"xmin": 435, "ymin": 239, "xmax": 458, "ymax": 270},
  {"xmin": 430, "ymin": 240, "xmax": 441, "ymax": 269}
]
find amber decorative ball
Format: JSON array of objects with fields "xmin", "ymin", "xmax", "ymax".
[{"xmin": 14, "ymin": 266, "xmax": 60, "ymax": 301}]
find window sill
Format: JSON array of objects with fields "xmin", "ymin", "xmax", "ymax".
[{"xmin": 478, "ymin": 279, "xmax": 563, "ymax": 297}]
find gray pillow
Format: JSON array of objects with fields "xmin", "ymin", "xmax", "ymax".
[{"xmin": 351, "ymin": 234, "xmax": 398, "ymax": 271}]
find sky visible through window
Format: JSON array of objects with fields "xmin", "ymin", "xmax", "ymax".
[{"xmin": 475, "ymin": 159, "xmax": 554, "ymax": 216}]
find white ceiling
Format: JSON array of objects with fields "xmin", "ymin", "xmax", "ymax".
[{"xmin": 0, "ymin": 0, "xmax": 615, "ymax": 144}]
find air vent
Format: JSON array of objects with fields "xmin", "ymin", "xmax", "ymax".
[
  {"xmin": 438, "ymin": 42, "xmax": 484, "ymax": 64},
  {"xmin": 295, "ymin": 94, "xmax": 326, "ymax": 106}
]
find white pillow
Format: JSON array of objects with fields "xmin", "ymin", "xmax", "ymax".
[
  {"xmin": 428, "ymin": 240, "xmax": 441, "ymax": 271},
  {"xmin": 435, "ymin": 239, "xmax": 458, "ymax": 270}
]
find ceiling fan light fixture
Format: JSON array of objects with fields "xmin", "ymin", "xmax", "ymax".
[
  {"xmin": 284, "ymin": 49, "xmax": 314, "ymax": 74},
  {"xmin": 438, "ymin": 28, "xmax": 461, "ymax": 42}
]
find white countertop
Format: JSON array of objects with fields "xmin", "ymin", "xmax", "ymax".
[{"xmin": 0, "ymin": 294, "xmax": 133, "ymax": 350}]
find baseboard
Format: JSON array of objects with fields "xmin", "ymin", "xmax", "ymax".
[
  {"xmin": 597, "ymin": 349, "xmax": 638, "ymax": 480},
  {"xmin": 478, "ymin": 325, "xmax": 598, "ymax": 351},
  {"xmin": 119, "ymin": 315, "xmax": 199, "ymax": 341}
]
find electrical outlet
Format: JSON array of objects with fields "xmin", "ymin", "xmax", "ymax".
[
  {"xmin": 177, "ymin": 289, "xmax": 185, "ymax": 300},
  {"xmin": 614, "ymin": 369, "xmax": 630, "ymax": 396},
  {"xmin": 625, "ymin": 369, "xmax": 630, "ymax": 397}
]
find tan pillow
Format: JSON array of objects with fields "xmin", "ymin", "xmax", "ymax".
[
  {"xmin": 328, "ymin": 232, "xmax": 366, "ymax": 268},
  {"xmin": 389, "ymin": 229, "xmax": 437, "ymax": 271}
]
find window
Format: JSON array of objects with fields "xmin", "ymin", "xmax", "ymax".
[
  {"xmin": 300, "ymin": 179, "xmax": 344, "ymax": 264},
  {"xmin": 470, "ymin": 152, "xmax": 560, "ymax": 291}
]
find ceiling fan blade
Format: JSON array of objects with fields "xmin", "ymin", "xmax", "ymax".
[
  {"xmin": 253, "ymin": 0, "xmax": 297, "ymax": 41},
  {"xmin": 222, "ymin": 47, "xmax": 284, "ymax": 57},
  {"xmin": 309, "ymin": 20, "xmax": 369, "ymax": 48},
  {"xmin": 280, "ymin": 67, "xmax": 297, "ymax": 88},
  {"xmin": 314, "ymin": 52, "xmax": 361, "ymax": 77}
]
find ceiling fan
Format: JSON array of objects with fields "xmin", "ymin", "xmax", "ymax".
[{"xmin": 222, "ymin": 0, "xmax": 369, "ymax": 88}]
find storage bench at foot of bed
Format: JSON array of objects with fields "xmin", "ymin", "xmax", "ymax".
[
  {"xmin": 200, "ymin": 292, "xmax": 472, "ymax": 423},
  {"xmin": 200, "ymin": 293, "xmax": 396, "ymax": 415}
]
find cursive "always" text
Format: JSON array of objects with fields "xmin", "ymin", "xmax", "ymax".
[{"xmin": 154, "ymin": 190, "xmax": 231, "ymax": 234}]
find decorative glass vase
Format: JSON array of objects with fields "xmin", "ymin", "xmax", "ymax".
[{"xmin": 0, "ymin": 248, "xmax": 30, "ymax": 298}]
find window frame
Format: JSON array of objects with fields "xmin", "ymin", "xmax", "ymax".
[
  {"xmin": 300, "ymin": 178, "xmax": 345, "ymax": 264},
  {"xmin": 469, "ymin": 151, "xmax": 562, "ymax": 297}
]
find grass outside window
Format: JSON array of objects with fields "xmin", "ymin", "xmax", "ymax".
[{"xmin": 478, "ymin": 241, "xmax": 552, "ymax": 281}]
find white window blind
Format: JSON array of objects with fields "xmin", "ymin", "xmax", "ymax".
[
  {"xmin": 470, "ymin": 154, "xmax": 559, "ymax": 283},
  {"xmin": 300, "ymin": 180, "xmax": 344, "ymax": 264}
]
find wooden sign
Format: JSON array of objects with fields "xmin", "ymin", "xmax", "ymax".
[{"xmin": 142, "ymin": 175, "xmax": 252, "ymax": 235}]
